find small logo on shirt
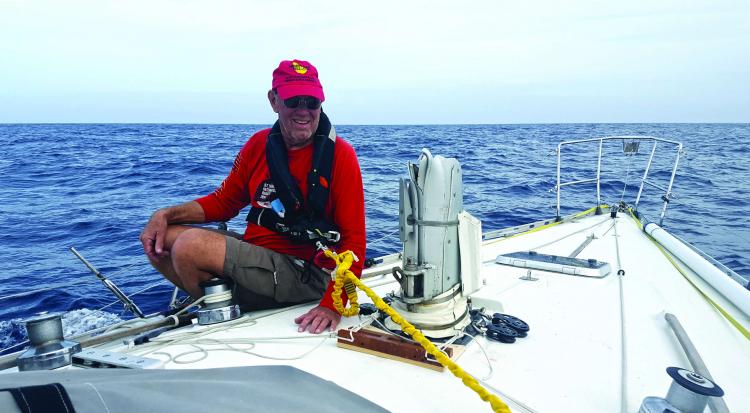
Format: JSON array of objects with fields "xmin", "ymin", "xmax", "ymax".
[{"xmin": 254, "ymin": 179, "xmax": 277, "ymax": 208}]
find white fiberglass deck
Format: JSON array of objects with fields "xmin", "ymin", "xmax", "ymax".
[{"xmin": 95, "ymin": 211, "xmax": 749, "ymax": 413}]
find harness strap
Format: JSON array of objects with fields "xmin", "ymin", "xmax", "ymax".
[
  {"xmin": 247, "ymin": 112, "xmax": 339, "ymax": 244},
  {"xmin": 266, "ymin": 122, "xmax": 304, "ymax": 214},
  {"xmin": 307, "ymin": 114, "xmax": 336, "ymax": 217}
]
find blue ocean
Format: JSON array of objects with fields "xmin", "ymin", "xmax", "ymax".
[{"xmin": 1, "ymin": 123, "xmax": 748, "ymax": 353}]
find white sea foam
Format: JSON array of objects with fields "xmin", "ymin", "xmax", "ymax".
[
  {"xmin": 62, "ymin": 309, "xmax": 124, "ymax": 337},
  {"xmin": 1, "ymin": 309, "xmax": 123, "ymax": 353}
]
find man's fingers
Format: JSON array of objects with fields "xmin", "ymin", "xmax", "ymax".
[
  {"xmin": 327, "ymin": 316, "xmax": 340, "ymax": 331},
  {"xmin": 308, "ymin": 317, "xmax": 324, "ymax": 334},
  {"xmin": 297, "ymin": 314, "xmax": 312, "ymax": 332},
  {"xmin": 315, "ymin": 318, "xmax": 333, "ymax": 334},
  {"xmin": 295, "ymin": 307, "xmax": 341, "ymax": 334},
  {"xmin": 154, "ymin": 232, "xmax": 164, "ymax": 255}
]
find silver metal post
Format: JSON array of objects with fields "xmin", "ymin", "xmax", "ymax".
[
  {"xmin": 596, "ymin": 139, "xmax": 603, "ymax": 212},
  {"xmin": 665, "ymin": 313, "xmax": 729, "ymax": 413},
  {"xmin": 659, "ymin": 143, "xmax": 683, "ymax": 225},
  {"xmin": 635, "ymin": 141, "xmax": 658, "ymax": 210},
  {"xmin": 70, "ymin": 247, "xmax": 145, "ymax": 318},
  {"xmin": 556, "ymin": 143, "xmax": 562, "ymax": 220}
]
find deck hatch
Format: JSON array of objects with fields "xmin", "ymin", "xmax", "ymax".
[{"xmin": 495, "ymin": 251, "xmax": 611, "ymax": 278}]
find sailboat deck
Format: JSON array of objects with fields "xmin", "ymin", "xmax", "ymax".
[{"xmin": 31, "ymin": 212, "xmax": 750, "ymax": 412}]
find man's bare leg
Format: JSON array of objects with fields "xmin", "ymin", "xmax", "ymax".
[
  {"xmin": 147, "ymin": 225, "xmax": 191, "ymax": 290},
  {"xmin": 148, "ymin": 226, "xmax": 226, "ymax": 298}
]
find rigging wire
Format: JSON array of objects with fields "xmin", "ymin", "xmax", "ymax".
[
  {"xmin": 96, "ymin": 279, "xmax": 170, "ymax": 312},
  {"xmin": 482, "ymin": 214, "xmax": 611, "ymax": 265},
  {"xmin": 0, "ymin": 278, "xmax": 96, "ymax": 302},
  {"xmin": 620, "ymin": 151, "xmax": 636, "ymax": 203},
  {"xmin": 1, "ymin": 278, "xmax": 166, "ymax": 353},
  {"xmin": 0, "ymin": 258, "xmax": 152, "ymax": 303},
  {"xmin": 0, "ymin": 339, "xmax": 30, "ymax": 355},
  {"xmin": 366, "ymin": 227, "xmax": 399, "ymax": 248}
]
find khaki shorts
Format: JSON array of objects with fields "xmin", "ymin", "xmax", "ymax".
[{"xmin": 221, "ymin": 232, "xmax": 331, "ymax": 311}]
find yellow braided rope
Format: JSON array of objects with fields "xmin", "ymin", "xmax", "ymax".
[
  {"xmin": 324, "ymin": 249, "xmax": 512, "ymax": 413},
  {"xmin": 328, "ymin": 250, "xmax": 360, "ymax": 317}
]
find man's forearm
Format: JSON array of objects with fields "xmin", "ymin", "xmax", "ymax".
[{"xmin": 157, "ymin": 201, "xmax": 206, "ymax": 224}]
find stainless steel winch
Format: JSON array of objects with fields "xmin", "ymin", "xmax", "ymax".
[
  {"xmin": 196, "ymin": 278, "xmax": 241, "ymax": 325},
  {"xmin": 16, "ymin": 313, "xmax": 81, "ymax": 371},
  {"xmin": 639, "ymin": 367, "xmax": 724, "ymax": 413}
]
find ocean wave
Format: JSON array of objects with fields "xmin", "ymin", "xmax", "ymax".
[{"xmin": 1, "ymin": 123, "xmax": 748, "ymax": 350}]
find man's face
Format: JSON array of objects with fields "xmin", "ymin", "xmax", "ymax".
[{"xmin": 268, "ymin": 90, "xmax": 321, "ymax": 150}]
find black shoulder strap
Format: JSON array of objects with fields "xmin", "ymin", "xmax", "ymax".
[
  {"xmin": 248, "ymin": 113, "xmax": 337, "ymax": 242},
  {"xmin": 266, "ymin": 122, "xmax": 304, "ymax": 215},
  {"xmin": 307, "ymin": 112, "xmax": 336, "ymax": 217}
]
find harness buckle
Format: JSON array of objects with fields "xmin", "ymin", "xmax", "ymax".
[
  {"xmin": 307, "ymin": 228, "xmax": 340, "ymax": 244},
  {"xmin": 322, "ymin": 231, "xmax": 341, "ymax": 243}
]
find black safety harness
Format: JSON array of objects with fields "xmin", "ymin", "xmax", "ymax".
[{"xmin": 246, "ymin": 112, "xmax": 340, "ymax": 245}]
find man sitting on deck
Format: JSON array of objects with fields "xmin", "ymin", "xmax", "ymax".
[{"xmin": 140, "ymin": 59, "xmax": 366, "ymax": 334}]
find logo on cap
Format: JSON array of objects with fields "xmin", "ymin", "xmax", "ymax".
[{"xmin": 292, "ymin": 61, "xmax": 308, "ymax": 74}]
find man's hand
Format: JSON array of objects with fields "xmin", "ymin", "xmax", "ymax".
[
  {"xmin": 140, "ymin": 210, "xmax": 169, "ymax": 260},
  {"xmin": 294, "ymin": 305, "xmax": 341, "ymax": 334}
]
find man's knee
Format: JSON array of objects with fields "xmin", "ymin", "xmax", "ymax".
[{"xmin": 171, "ymin": 228, "xmax": 226, "ymax": 272}]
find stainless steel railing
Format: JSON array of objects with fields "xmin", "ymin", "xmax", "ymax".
[{"xmin": 555, "ymin": 136, "xmax": 683, "ymax": 225}]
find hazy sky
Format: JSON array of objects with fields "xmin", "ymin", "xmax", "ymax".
[{"xmin": 1, "ymin": 1, "xmax": 748, "ymax": 124}]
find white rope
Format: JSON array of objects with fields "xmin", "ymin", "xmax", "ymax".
[
  {"xmin": 476, "ymin": 379, "xmax": 540, "ymax": 413},
  {"xmin": 459, "ymin": 332, "xmax": 494, "ymax": 381},
  {"xmin": 203, "ymin": 290, "xmax": 232, "ymax": 304},
  {"xmin": 126, "ymin": 299, "xmax": 338, "ymax": 365},
  {"xmin": 131, "ymin": 314, "xmax": 331, "ymax": 364},
  {"xmin": 613, "ymin": 217, "xmax": 629, "ymax": 413},
  {"xmin": 167, "ymin": 335, "xmax": 331, "ymax": 363}
]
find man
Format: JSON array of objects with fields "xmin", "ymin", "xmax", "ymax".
[{"xmin": 140, "ymin": 59, "xmax": 366, "ymax": 334}]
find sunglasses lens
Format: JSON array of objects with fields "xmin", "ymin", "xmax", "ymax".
[
  {"xmin": 306, "ymin": 97, "xmax": 322, "ymax": 110},
  {"xmin": 283, "ymin": 96, "xmax": 321, "ymax": 110},
  {"xmin": 283, "ymin": 96, "xmax": 301, "ymax": 108}
]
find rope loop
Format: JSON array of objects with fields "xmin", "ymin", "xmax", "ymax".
[{"xmin": 322, "ymin": 247, "xmax": 511, "ymax": 413}]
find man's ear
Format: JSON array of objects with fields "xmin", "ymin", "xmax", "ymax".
[{"xmin": 268, "ymin": 90, "xmax": 280, "ymax": 114}]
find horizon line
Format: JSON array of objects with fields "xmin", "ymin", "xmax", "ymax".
[{"xmin": 2, "ymin": 121, "xmax": 749, "ymax": 126}]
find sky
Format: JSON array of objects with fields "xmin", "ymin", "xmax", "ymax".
[{"xmin": 0, "ymin": 0, "xmax": 748, "ymax": 124}]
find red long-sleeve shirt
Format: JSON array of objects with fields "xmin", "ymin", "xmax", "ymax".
[{"xmin": 195, "ymin": 128, "xmax": 366, "ymax": 311}]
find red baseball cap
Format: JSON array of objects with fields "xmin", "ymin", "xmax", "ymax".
[{"xmin": 272, "ymin": 59, "xmax": 325, "ymax": 102}]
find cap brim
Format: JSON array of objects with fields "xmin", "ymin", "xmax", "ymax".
[{"xmin": 276, "ymin": 84, "xmax": 325, "ymax": 102}]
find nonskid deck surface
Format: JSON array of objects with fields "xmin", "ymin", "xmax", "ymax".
[
  {"xmin": 78, "ymin": 213, "xmax": 750, "ymax": 412},
  {"xmin": 476, "ymin": 212, "xmax": 750, "ymax": 412}
]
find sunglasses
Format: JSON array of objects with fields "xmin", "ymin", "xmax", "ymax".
[{"xmin": 281, "ymin": 95, "xmax": 322, "ymax": 110}]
